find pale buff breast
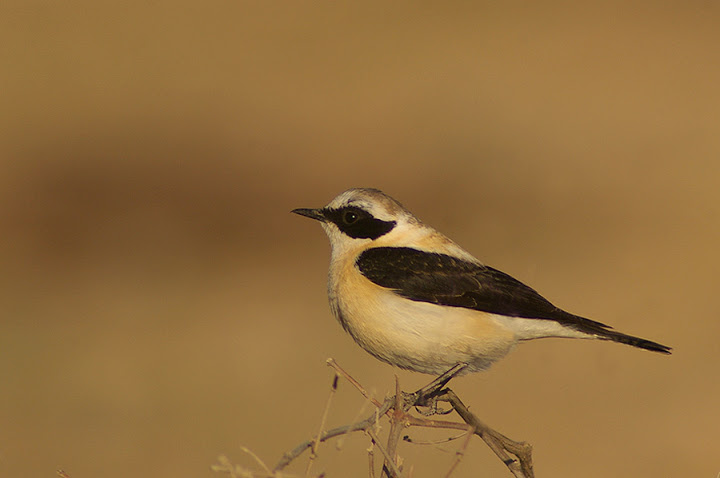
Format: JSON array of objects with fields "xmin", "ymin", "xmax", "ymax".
[{"xmin": 327, "ymin": 250, "xmax": 518, "ymax": 374}]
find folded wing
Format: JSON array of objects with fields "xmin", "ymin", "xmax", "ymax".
[{"xmin": 356, "ymin": 247, "xmax": 671, "ymax": 354}]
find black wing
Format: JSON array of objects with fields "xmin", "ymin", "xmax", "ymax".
[
  {"xmin": 356, "ymin": 247, "xmax": 671, "ymax": 354},
  {"xmin": 356, "ymin": 246, "xmax": 579, "ymax": 321}
]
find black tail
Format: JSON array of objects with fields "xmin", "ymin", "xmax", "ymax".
[
  {"xmin": 597, "ymin": 329, "xmax": 672, "ymax": 354},
  {"xmin": 557, "ymin": 312, "xmax": 672, "ymax": 354}
]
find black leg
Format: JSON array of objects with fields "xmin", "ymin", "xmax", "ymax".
[{"xmin": 408, "ymin": 362, "xmax": 468, "ymax": 408}]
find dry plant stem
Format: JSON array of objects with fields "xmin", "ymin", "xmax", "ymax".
[
  {"xmin": 239, "ymin": 446, "xmax": 273, "ymax": 475},
  {"xmin": 367, "ymin": 442, "xmax": 376, "ymax": 478},
  {"xmin": 327, "ymin": 358, "xmax": 383, "ymax": 408},
  {"xmin": 212, "ymin": 455, "xmax": 240, "ymax": 478},
  {"xmin": 381, "ymin": 376, "xmax": 406, "ymax": 478},
  {"xmin": 380, "ymin": 366, "xmax": 468, "ymax": 478},
  {"xmin": 305, "ymin": 374, "xmax": 339, "ymax": 477},
  {"xmin": 368, "ymin": 428, "xmax": 403, "ymax": 478},
  {"xmin": 274, "ymin": 359, "xmax": 534, "ymax": 478},
  {"xmin": 274, "ymin": 398, "xmax": 394, "ymax": 472},
  {"xmin": 437, "ymin": 389, "xmax": 534, "ymax": 478},
  {"xmin": 403, "ymin": 432, "xmax": 469, "ymax": 445},
  {"xmin": 443, "ymin": 430, "xmax": 474, "ymax": 478}
]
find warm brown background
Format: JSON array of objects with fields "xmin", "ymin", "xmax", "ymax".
[{"xmin": 1, "ymin": 2, "xmax": 718, "ymax": 477}]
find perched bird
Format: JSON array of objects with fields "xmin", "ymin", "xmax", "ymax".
[{"xmin": 292, "ymin": 188, "xmax": 671, "ymax": 375}]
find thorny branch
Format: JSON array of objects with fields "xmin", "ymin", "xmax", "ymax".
[
  {"xmin": 217, "ymin": 359, "xmax": 534, "ymax": 478},
  {"xmin": 274, "ymin": 397, "xmax": 394, "ymax": 471},
  {"xmin": 435, "ymin": 389, "xmax": 534, "ymax": 478}
]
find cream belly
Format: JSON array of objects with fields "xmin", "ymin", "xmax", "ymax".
[{"xmin": 329, "ymin": 270, "xmax": 518, "ymax": 375}]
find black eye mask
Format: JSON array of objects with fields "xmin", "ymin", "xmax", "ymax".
[{"xmin": 322, "ymin": 206, "xmax": 396, "ymax": 239}]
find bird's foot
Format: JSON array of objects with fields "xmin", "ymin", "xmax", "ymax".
[{"xmin": 414, "ymin": 395, "xmax": 454, "ymax": 416}]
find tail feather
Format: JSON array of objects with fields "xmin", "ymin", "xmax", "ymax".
[
  {"xmin": 557, "ymin": 312, "xmax": 672, "ymax": 354},
  {"xmin": 597, "ymin": 329, "xmax": 672, "ymax": 354}
]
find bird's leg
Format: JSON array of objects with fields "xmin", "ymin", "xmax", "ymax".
[
  {"xmin": 406, "ymin": 363, "xmax": 468, "ymax": 414},
  {"xmin": 416, "ymin": 362, "xmax": 468, "ymax": 399}
]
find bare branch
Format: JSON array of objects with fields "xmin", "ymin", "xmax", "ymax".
[
  {"xmin": 327, "ymin": 358, "xmax": 383, "ymax": 408},
  {"xmin": 212, "ymin": 454, "xmax": 305, "ymax": 478},
  {"xmin": 274, "ymin": 397, "xmax": 394, "ymax": 472},
  {"xmin": 305, "ymin": 373, "xmax": 339, "ymax": 477},
  {"xmin": 381, "ymin": 375, "xmax": 406, "ymax": 478},
  {"xmin": 443, "ymin": 428, "xmax": 474, "ymax": 478},
  {"xmin": 368, "ymin": 427, "xmax": 403, "ymax": 478},
  {"xmin": 437, "ymin": 389, "xmax": 534, "ymax": 478},
  {"xmin": 240, "ymin": 446, "xmax": 273, "ymax": 475},
  {"xmin": 367, "ymin": 442, "xmax": 376, "ymax": 478},
  {"xmin": 402, "ymin": 431, "xmax": 469, "ymax": 446},
  {"xmin": 269, "ymin": 359, "xmax": 534, "ymax": 478}
]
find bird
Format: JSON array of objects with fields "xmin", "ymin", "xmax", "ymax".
[{"xmin": 292, "ymin": 188, "xmax": 671, "ymax": 375}]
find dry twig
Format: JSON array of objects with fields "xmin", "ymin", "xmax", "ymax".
[
  {"xmin": 380, "ymin": 375, "xmax": 405, "ymax": 477},
  {"xmin": 368, "ymin": 427, "xmax": 403, "ymax": 478},
  {"xmin": 436, "ymin": 389, "xmax": 534, "ymax": 478},
  {"xmin": 443, "ymin": 429, "xmax": 474, "ymax": 478},
  {"xmin": 327, "ymin": 358, "xmax": 383, "ymax": 408},
  {"xmin": 305, "ymin": 373, "xmax": 339, "ymax": 477},
  {"xmin": 268, "ymin": 359, "xmax": 534, "ymax": 478},
  {"xmin": 274, "ymin": 398, "xmax": 394, "ymax": 472},
  {"xmin": 367, "ymin": 441, "xmax": 376, "ymax": 478}
]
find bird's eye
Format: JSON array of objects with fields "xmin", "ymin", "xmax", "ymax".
[{"xmin": 343, "ymin": 210, "xmax": 359, "ymax": 224}]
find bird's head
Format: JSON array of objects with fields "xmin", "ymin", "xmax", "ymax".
[{"xmin": 292, "ymin": 188, "xmax": 420, "ymax": 256}]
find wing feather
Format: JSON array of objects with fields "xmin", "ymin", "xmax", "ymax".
[
  {"xmin": 356, "ymin": 247, "xmax": 607, "ymax": 328},
  {"xmin": 356, "ymin": 247, "xmax": 671, "ymax": 354}
]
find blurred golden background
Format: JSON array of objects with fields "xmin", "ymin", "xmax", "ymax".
[{"xmin": 1, "ymin": 2, "xmax": 718, "ymax": 477}]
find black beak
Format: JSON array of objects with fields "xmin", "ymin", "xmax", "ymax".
[{"xmin": 291, "ymin": 208, "xmax": 327, "ymax": 222}]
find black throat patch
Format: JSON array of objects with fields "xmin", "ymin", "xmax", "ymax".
[{"xmin": 322, "ymin": 206, "xmax": 396, "ymax": 240}]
